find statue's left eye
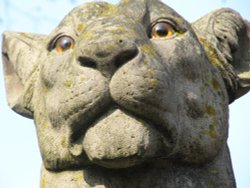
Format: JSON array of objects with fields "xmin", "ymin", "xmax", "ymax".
[
  {"xmin": 150, "ymin": 22, "xmax": 176, "ymax": 39},
  {"xmin": 55, "ymin": 36, "xmax": 75, "ymax": 53}
]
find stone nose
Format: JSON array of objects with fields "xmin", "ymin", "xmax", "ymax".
[{"xmin": 77, "ymin": 38, "xmax": 139, "ymax": 77}]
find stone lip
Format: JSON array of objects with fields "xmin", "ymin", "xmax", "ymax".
[{"xmin": 80, "ymin": 109, "xmax": 170, "ymax": 168}]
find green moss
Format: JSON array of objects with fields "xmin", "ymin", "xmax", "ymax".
[
  {"xmin": 202, "ymin": 104, "xmax": 219, "ymax": 138},
  {"xmin": 202, "ymin": 124, "xmax": 218, "ymax": 139},
  {"xmin": 207, "ymin": 183, "xmax": 215, "ymax": 188},
  {"xmin": 209, "ymin": 124, "xmax": 218, "ymax": 138},
  {"xmin": 206, "ymin": 104, "xmax": 216, "ymax": 116},
  {"xmin": 211, "ymin": 78, "xmax": 220, "ymax": 90},
  {"xmin": 204, "ymin": 174, "xmax": 216, "ymax": 188}
]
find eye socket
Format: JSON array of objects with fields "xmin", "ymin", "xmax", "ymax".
[
  {"xmin": 150, "ymin": 21, "xmax": 176, "ymax": 39},
  {"xmin": 55, "ymin": 36, "xmax": 75, "ymax": 53}
]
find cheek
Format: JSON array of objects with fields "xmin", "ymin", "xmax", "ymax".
[
  {"xmin": 173, "ymin": 74, "xmax": 228, "ymax": 163},
  {"xmin": 45, "ymin": 69, "xmax": 109, "ymax": 127},
  {"xmin": 40, "ymin": 53, "xmax": 74, "ymax": 89},
  {"xmin": 152, "ymin": 36, "xmax": 229, "ymax": 162}
]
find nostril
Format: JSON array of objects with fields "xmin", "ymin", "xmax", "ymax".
[
  {"xmin": 114, "ymin": 47, "xmax": 139, "ymax": 69},
  {"xmin": 78, "ymin": 56, "xmax": 97, "ymax": 69}
]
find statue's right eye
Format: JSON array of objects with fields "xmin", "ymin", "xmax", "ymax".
[{"xmin": 55, "ymin": 36, "xmax": 75, "ymax": 53}]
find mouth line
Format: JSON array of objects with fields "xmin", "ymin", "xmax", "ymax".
[
  {"xmin": 68, "ymin": 101, "xmax": 175, "ymax": 158},
  {"xmin": 50, "ymin": 156, "xmax": 171, "ymax": 172},
  {"xmin": 69, "ymin": 102, "xmax": 118, "ymax": 145}
]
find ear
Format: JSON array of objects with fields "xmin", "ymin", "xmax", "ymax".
[
  {"xmin": 192, "ymin": 8, "xmax": 250, "ymax": 103},
  {"xmin": 2, "ymin": 32, "xmax": 47, "ymax": 118}
]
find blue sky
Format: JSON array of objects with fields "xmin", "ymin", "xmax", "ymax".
[{"xmin": 0, "ymin": 0, "xmax": 249, "ymax": 187}]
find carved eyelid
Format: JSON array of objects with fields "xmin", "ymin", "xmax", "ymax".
[{"xmin": 150, "ymin": 18, "xmax": 176, "ymax": 28}]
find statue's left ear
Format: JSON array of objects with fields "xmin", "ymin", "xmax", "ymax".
[{"xmin": 193, "ymin": 8, "xmax": 250, "ymax": 103}]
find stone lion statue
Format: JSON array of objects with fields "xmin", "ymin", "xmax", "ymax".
[{"xmin": 2, "ymin": 0, "xmax": 250, "ymax": 187}]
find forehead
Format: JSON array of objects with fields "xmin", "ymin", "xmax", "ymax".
[{"xmin": 53, "ymin": 0, "xmax": 189, "ymax": 33}]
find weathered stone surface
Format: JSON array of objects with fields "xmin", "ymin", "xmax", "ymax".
[{"xmin": 2, "ymin": 0, "xmax": 250, "ymax": 187}]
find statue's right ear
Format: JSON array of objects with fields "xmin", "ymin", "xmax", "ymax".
[{"xmin": 2, "ymin": 32, "xmax": 47, "ymax": 119}]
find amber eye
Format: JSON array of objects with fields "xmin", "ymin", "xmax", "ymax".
[
  {"xmin": 151, "ymin": 22, "xmax": 175, "ymax": 39},
  {"xmin": 55, "ymin": 36, "xmax": 75, "ymax": 53}
]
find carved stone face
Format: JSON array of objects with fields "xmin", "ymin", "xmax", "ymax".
[
  {"xmin": 34, "ymin": 1, "xmax": 229, "ymax": 170},
  {"xmin": 2, "ymin": 0, "xmax": 250, "ymax": 171}
]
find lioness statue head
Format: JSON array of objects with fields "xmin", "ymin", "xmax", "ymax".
[{"xmin": 2, "ymin": 0, "xmax": 250, "ymax": 187}]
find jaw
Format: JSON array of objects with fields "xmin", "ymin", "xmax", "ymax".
[{"xmin": 82, "ymin": 109, "xmax": 169, "ymax": 168}]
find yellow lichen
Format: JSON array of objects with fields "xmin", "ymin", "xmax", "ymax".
[
  {"xmin": 64, "ymin": 80, "xmax": 73, "ymax": 88},
  {"xmin": 148, "ymin": 79, "xmax": 159, "ymax": 88},
  {"xmin": 42, "ymin": 81, "xmax": 49, "ymax": 93},
  {"xmin": 140, "ymin": 44, "xmax": 158, "ymax": 57},
  {"xmin": 108, "ymin": 26, "xmax": 126, "ymax": 32},
  {"xmin": 202, "ymin": 124, "xmax": 218, "ymax": 139},
  {"xmin": 76, "ymin": 23, "xmax": 85, "ymax": 33},
  {"xmin": 101, "ymin": 4, "xmax": 116, "ymax": 16},
  {"xmin": 147, "ymin": 69, "xmax": 154, "ymax": 78},
  {"xmin": 82, "ymin": 31, "xmax": 95, "ymax": 40},
  {"xmin": 24, "ymin": 84, "xmax": 33, "ymax": 107},
  {"xmin": 41, "ymin": 177, "xmax": 46, "ymax": 188},
  {"xmin": 80, "ymin": 77, "xmax": 85, "ymax": 82},
  {"xmin": 43, "ymin": 122, "xmax": 48, "ymax": 129},
  {"xmin": 198, "ymin": 37, "xmax": 224, "ymax": 68},
  {"xmin": 206, "ymin": 104, "xmax": 218, "ymax": 127},
  {"xmin": 61, "ymin": 136, "xmax": 67, "ymax": 148},
  {"xmin": 72, "ymin": 174, "xmax": 84, "ymax": 181}
]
